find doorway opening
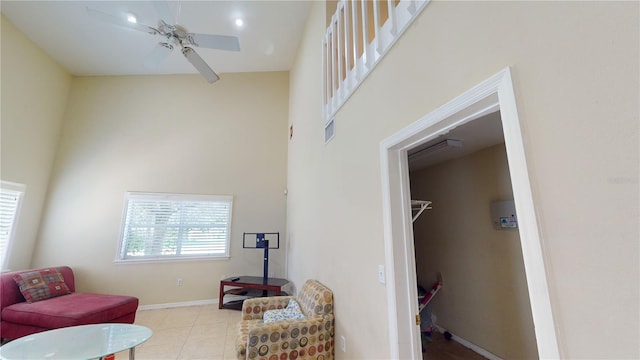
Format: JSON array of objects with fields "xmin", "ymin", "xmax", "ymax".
[
  {"xmin": 409, "ymin": 111, "xmax": 537, "ymax": 359},
  {"xmin": 379, "ymin": 68, "xmax": 559, "ymax": 359}
]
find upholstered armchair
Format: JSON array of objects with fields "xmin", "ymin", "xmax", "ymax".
[{"xmin": 236, "ymin": 279, "xmax": 334, "ymax": 360}]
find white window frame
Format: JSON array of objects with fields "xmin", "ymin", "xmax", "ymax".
[
  {"xmin": 1, "ymin": 181, "xmax": 26, "ymax": 271},
  {"xmin": 116, "ymin": 192, "xmax": 233, "ymax": 264}
]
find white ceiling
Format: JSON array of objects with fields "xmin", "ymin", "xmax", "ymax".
[{"xmin": 0, "ymin": 1, "xmax": 311, "ymax": 77}]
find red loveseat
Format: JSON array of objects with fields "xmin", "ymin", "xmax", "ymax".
[{"xmin": 0, "ymin": 266, "xmax": 138, "ymax": 341}]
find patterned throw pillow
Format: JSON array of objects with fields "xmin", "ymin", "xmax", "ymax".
[
  {"xmin": 263, "ymin": 299, "xmax": 306, "ymax": 323},
  {"xmin": 13, "ymin": 268, "xmax": 71, "ymax": 303}
]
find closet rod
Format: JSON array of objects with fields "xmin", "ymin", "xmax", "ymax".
[{"xmin": 411, "ymin": 200, "xmax": 432, "ymax": 223}]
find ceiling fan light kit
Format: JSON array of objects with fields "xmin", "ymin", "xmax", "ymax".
[{"xmin": 86, "ymin": 1, "xmax": 240, "ymax": 84}]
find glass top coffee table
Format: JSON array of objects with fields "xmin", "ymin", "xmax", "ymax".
[{"xmin": 0, "ymin": 323, "xmax": 152, "ymax": 360}]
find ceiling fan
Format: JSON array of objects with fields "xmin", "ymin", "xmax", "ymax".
[{"xmin": 86, "ymin": 1, "xmax": 240, "ymax": 83}]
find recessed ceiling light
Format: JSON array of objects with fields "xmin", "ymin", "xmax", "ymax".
[
  {"xmin": 235, "ymin": 18, "xmax": 244, "ymax": 27},
  {"xmin": 127, "ymin": 14, "xmax": 137, "ymax": 23}
]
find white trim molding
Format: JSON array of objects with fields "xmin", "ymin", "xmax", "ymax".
[
  {"xmin": 433, "ymin": 325, "xmax": 502, "ymax": 360},
  {"xmin": 379, "ymin": 67, "xmax": 560, "ymax": 359},
  {"xmin": 0, "ymin": 181, "xmax": 26, "ymax": 272},
  {"xmin": 138, "ymin": 299, "xmax": 217, "ymax": 311}
]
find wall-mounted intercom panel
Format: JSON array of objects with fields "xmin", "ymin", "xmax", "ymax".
[{"xmin": 490, "ymin": 200, "xmax": 518, "ymax": 230}]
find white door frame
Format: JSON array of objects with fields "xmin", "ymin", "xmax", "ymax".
[{"xmin": 379, "ymin": 67, "xmax": 560, "ymax": 359}]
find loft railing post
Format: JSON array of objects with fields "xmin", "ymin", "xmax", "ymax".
[
  {"xmin": 322, "ymin": 37, "xmax": 328, "ymax": 118},
  {"xmin": 350, "ymin": 0, "xmax": 360, "ymax": 81},
  {"xmin": 388, "ymin": 0, "xmax": 397, "ymax": 36},
  {"xmin": 330, "ymin": 22, "xmax": 338, "ymax": 113},
  {"xmin": 372, "ymin": 0, "xmax": 381, "ymax": 56},
  {"xmin": 342, "ymin": 1, "xmax": 351, "ymax": 88},
  {"xmin": 360, "ymin": 0, "xmax": 370, "ymax": 67},
  {"xmin": 407, "ymin": 0, "xmax": 417, "ymax": 15},
  {"xmin": 336, "ymin": 5, "xmax": 344, "ymax": 100}
]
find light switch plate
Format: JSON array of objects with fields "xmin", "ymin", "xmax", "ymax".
[{"xmin": 378, "ymin": 265, "xmax": 385, "ymax": 284}]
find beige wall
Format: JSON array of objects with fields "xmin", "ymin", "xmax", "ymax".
[
  {"xmin": 3, "ymin": 1, "xmax": 639, "ymax": 357},
  {"xmin": 0, "ymin": 15, "xmax": 72, "ymax": 271},
  {"xmin": 411, "ymin": 144, "xmax": 538, "ymax": 359},
  {"xmin": 288, "ymin": 1, "xmax": 638, "ymax": 359},
  {"xmin": 31, "ymin": 72, "xmax": 289, "ymax": 305}
]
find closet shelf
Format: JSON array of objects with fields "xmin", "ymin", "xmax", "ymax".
[{"xmin": 411, "ymin": 200, "xmax": 432, "ymax": 223}]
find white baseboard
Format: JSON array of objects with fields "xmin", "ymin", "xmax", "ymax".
[
  {"xmin": 138, "ymin": 299, "xmax": 218, "ymax": 311},
  {"xmin": 137, "ymin": 294, "xmax": 257, "ymax": 311},
  {"xmin": 433, "ymin": 324, "xmax": 503, "ymax": 360}
]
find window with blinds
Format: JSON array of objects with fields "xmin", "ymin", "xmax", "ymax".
[
  {"xmin": 1, "ymin": 181, "xmax": 25, "ymax": 271},
  {"xmin": 118, "ymin": 192, "xmax": 233, "ymax": 262}
]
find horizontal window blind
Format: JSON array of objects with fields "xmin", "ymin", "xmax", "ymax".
[
  {"xmin": 0, "ymin": 182, "xmax": 25, "ymax": 270},
  {"xmin": 119, "ymin": 192, "xmax": 233, "ymax": 261}
]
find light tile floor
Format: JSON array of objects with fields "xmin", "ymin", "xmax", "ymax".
[
  {"xmin": 114, "ymin": 304, "xmax": 241, "ymax": 360},
  {"xmin": 3, "ymin": 304, "xmax": 488, "ymax": 360}
]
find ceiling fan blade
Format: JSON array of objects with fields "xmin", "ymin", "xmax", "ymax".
[
  {"xmin": 152, "ymin": 1, "xmax": 177, "ymax": 25},
  {"xmin": 144, "ymin": 43, "xmax": 174, "ymax": 68},
  {"xmin": 182, "ymin": 47, "xmax": 219, "ymax": 84},
  {"xmin": 86, "ymin": 7, "xmax": 157, "ymax": 35},
  {"xmin": 187, "ymin": 33, "xmax": 240, "ymax": 52}
]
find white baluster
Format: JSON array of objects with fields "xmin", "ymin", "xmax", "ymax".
[
  {"xmin": 372, "ymin": 0, "xmax": 381, "ymax": 57},
  {"xmin": 360, "ymin": 0, "xmax": 370, "ymax": 69},
  {"xmin": 388, "ymin": 0, "xmax": 397, "ymax": 36},
  {"xmin": 407, "ymin": 0, "xmax": 417, "ymax": 15},
  {"xmin": 329, "ymin": 24, "xmax": 337, "ymax": 115},
  {"xmin": 322, "ymin": 37, "xmax": 329, "ymax": 120},
  {"xmin": 350, "ymin": 0, "xmax": 361, "ymax": 83},
  {"xmin": 336, "ymin": 3, "xmax": 344, "ymax": 102},
  {"xmin": 342, "ymin": 1, "xmax": 351, "ymax": 92},
  {"xmin": 332, "ymin": 19, "xmax": 339, "ymax": 110}
]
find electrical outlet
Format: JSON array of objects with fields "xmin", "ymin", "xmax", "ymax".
[
  {"xmin": 177, "ymin": 278, "xmax": 183, "ymax": 286},
  {"xmin": 339, "ymin": 335, "xmax": 346, "ymax": 352}
]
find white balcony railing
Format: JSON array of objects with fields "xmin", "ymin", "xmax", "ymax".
[{"xmin": 322, "ymin": 0, "xmax": 429, "ymax": 128}]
